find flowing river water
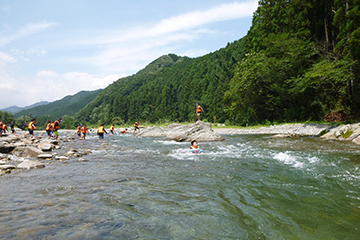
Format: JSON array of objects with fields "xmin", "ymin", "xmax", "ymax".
[{"xmin": 1, "ymin": 131, "xmax": 360, "ymax": 239}]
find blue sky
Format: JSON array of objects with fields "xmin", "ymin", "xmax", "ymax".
[{"xmin": 0, "ymin": 0, "xmax": 258, "ymax": 109}]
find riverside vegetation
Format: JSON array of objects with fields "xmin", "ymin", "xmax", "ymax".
[{"xmin": 1, "ymin": 0, "xmax": 360, "ymax": 130}]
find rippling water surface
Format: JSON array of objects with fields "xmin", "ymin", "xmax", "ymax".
[{"xmin": 1, "ymin": 132, "xmax": 360, "ymax": 239}]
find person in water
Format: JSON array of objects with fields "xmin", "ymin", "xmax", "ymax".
[
  {"xmin": 110, "ymin": 124, "xmax": 115, "ymax": 135},
  {"xmin": 121, "ymin": 128, "xmax": 128, "ymax": 134},
  {"xmin": 189, "ymin": 140, "xmax": 204, "ymax": 154},
  {"xmin": 45, "ymin": 120, "xmax": 54, "ymax": 139},
  {"xmin": 28, "ymin": 119, "xmax": 36, "ymax": 138},
  {"xmin": 97, "ymin": 124, "xmax": 107, "ymax": 139},
  {"xmin": 79, "ymin": 124, "xmax": 88, "ymax": 140},
  {"xmin": 196, "ymin": 103, "xmax": 203, "ymax": 121},
  {"xmin": 133, "ymin": 121, "xmax": 140, "ymax": 133},
  {"xmin": 77, "ymin": 123, "xmax": 82, "ymax": 137}
]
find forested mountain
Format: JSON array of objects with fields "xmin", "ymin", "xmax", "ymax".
[
  {"xmin": 12, "ymin": 0, "xmax": 359, "ymax": 127},
  {"xmin": 1, "ymin": 101, "xmax": 49, "ymax": 114},
  {"xmin": 15, "ymin": 89, "xmax": 102, "ymax": 119},
  {"xmin": 13, "ymin": 89, "xmax": 102, "ymax": 130},
  {"xmin": 74, "ymin": 0, "xmax": 359, "ymax": 126},
  {"xmin": 226, "ymin": 0, "xmax": 360, "ymax": 125},
  {"xmin": 76, "ymin": 43, "xmax": 244, "ymax": 125}
]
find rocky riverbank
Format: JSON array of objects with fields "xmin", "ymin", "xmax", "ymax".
[
  {"xmin": 213, "ymin": 122, "xmax": 360, "ymax": 145},
  {"xmin": 0, "ymin": 129, "xmax": 91, "ymax": 175}
]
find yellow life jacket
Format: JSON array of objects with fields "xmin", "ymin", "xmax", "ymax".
[{"xmin": 98, "ymin": 126, "xmax": 104, "ymax": 133}]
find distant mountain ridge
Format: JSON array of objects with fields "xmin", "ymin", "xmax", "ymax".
[
  {"xmin": 1, "ymin": 101, "xmax": 49, "ymax": 114},
  {"xmin": 14, "ymin": 89, "xmax": 103, "ymax": 119}
]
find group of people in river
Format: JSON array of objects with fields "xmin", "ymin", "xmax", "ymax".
[
  {"xmin": 5, "ymin": 103, "xmax": 205, "ymax": 153},
  {"xmin": 0, "ymin": 120, "xmax": 16, "ymax": 138}
]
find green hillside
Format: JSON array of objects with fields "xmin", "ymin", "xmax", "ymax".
[
  {"xmin": 74, "ymin": 0, "xmax": 358, "ymax": 126},
  {"xmin": 17, "ymin": 0, "xmax": 359, "ymax": 128},
  {"xmin": 76, "ymin": 43, "xmax": 244, "ymax": 125},
  {"xmin": 14, "ymin": 89, "xmax": 103, "ymax": 129}
]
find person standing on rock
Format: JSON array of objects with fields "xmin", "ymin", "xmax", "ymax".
[
  {"xmin": 79, "ymin": 124, "xmax": 88, "ymax": 140},
  {"xmin": 45, "ymin": 120, "xmax": 54, "ymax": 139},
  {"xmin": 10, "ymin": 121, "xmax": 16, "ymax": 134},
  {"xmin": 0, "ymin": 121, "xmax": 7, "ymax": 136},
  {"xmin": 97, "ymin": 124, "xmax": 107, "ymax": 140},
  {"xmin": 0, "ymin": 121, "xmax": 3, "ymax": 138},
  {"xmin": 53, "ymin": 118, "xmax": 62, "ymax": 140},
  {"xmin": 196, "ymin": 103, "xmax": 203, "ymax": 121},
  {"xmin": 28, "ymin": 119, "xmax": 36, "ymax": 138}
]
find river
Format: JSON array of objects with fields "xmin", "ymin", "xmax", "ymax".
[{"xmin": 1, "ymin": 132, "xmax": 360, "ymax": 239}]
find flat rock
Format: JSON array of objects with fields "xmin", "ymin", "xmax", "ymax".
[
  {"xmin": 0, "ymin": 164, "xmax": 15, "ymax": 170},
  {"xmin": 12, "ymin": 146, "xmax": 44, "ymax": 158},
  {"xmin": 38, "ymin": 141, "xmax": 53, "ymax": 151},
  {"xmin": 77, "ymin": 158, "xmax": 89, "ymax": 162},
  {"xmin": 136, "ymin": 121, "xmax": 224, "ymax": 142},
  {"xmin": 0, "ymin": 160, "xmax": 9, "ymax": 164},
  {"xmin": 17, "ymin": 160, "xmax": 45, "ymax": 169},
  {"xmin": 37, "ymin": 154, "xmax": 53, "ymax": 159}
]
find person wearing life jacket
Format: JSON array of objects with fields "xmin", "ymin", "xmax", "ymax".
[
  {"xmin": 110, "ymin": 124, "xmax": 115, "ymax": 135},
  {"xmin": 97, "ymin": 124, "xmax": 107, "ymax": 139},
  {"xmin": 133, "ymin": 121, "xmax": 139, "ymax": 133},
  {"xmin": 196, "ymin": 103, "xmax": 203, "ymax": 121},
  {"xmin": 121, "ymin": 128, "xmax": 128, "ymax": 134},
  {"xmin": 0, "ymin": 121, "xmax": 5, "ymax": 137},
  {"xmin": 53, "ymin": 118, "xmax": 62, "ymax": 140},
  {"xmin": 79, "ymin": 124, "xmax": 88, "ymax": 140},
  {"xmin": 45, "ymin": 120, "xmax": 54, "ymax": 139},
  {"xmin": 189, "ymin": 140, "xmax": 204, "ymax": 154},
  {"xmin": 28, "ymin": 119, "xmax": 36, "ymax": 138},
  {"xmin": 77, "ymin": 124, "xmax": 82, "ymax": 137}
]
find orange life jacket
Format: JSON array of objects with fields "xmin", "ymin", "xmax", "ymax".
[
  {"xmin": 197, "ymin": 105, "xmax": 202, "ymax": 113},
  {"xmin": 54, "ymin": 120, "xmax": 60, "ymax": 130},
  {"xmin": 28, "ymin": 121, "xmax": 35, "ymax": 129},
  {"xmin": 110, "ymin": 126, "xmax": 114, "ymax": 131},
  {"xmin": 81, "ymin": 127, "xmax": 87, "ymax": 134},
  {"xmin": 98, "ymin": 126, "xmax": 104, "ymax": 133},
  {"xmin": 46, "ymin": 123, "xmax": 53, "ymax": 130},
  {"xmin": 134, "ymin": 122, "xmax": 139, "ymax": 127},
  {"xmin": 77, "ymin": 126, "xmax": 81, "ymax": 132},
  {"xmin": 191, "ymin": 145, "xmax": 199, "ymax": 150}
]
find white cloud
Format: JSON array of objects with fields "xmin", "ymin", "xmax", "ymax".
[
  {"xmin": 81, "ymin": 1, "xmax": 257, "ymax": 73},
  {"xmin": 0, "ymin": 52, "xmax": 16, "ymax": 63},
  {"xmin": 0, "ymin": 22, "xmax": 57, "ymax": 47}
]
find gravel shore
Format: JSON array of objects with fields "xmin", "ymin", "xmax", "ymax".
[{"xmin": 213, "ymin": 123, "xmax": 333, "ymax": 136}]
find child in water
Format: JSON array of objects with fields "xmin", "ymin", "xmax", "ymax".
[{"xmin": 189, "ymin": 140, "xmax": 204, "ymax": 154}]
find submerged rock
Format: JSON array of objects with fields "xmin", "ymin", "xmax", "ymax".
[
  {"xmin": 17, "ymin": 160, "xmax": 45, "ymax": 169},
  {"xmin": 136, "ymin": 121, "xmax": 224, "ymax": 142}
]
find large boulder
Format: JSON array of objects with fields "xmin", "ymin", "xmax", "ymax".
[
  {"xmin": 321, "ymin": 123, "xmax": 360, "ymax": 142},
  {"xmin": 0, "ymin": 142, "xmax": 16, "ymax": 153},
  {"xmin": 12, "ymin": 146, "xmax": 44, "ymax": 158},
  {"xmin": 136, "ymin": 121, "xmax": 224, "ymax": 142}
]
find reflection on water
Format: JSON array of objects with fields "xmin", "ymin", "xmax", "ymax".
[{"xmin": 1, "ymin": 132, "xmax": 360, "ymax": 239}]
